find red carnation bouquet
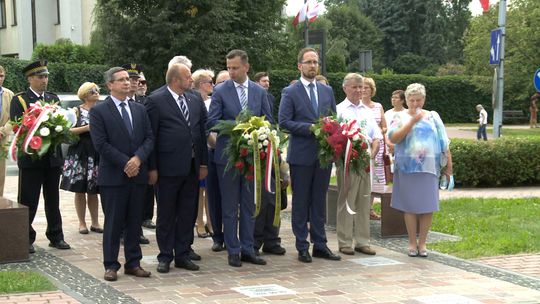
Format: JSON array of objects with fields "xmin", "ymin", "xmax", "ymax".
[
  {"xmin": 311, "ymin": 116, "xmax": 371, "ymax": 175},
  {"xmin": 8, "ymin": 101, "xmax": 78, "ymax": 161}
]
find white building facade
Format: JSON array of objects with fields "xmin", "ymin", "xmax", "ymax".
[{"xmin": 0, "ymin": 0, "xmax": 95, "ymax": 59}]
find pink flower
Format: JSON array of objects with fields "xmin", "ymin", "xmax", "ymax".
[
  {"xmin": 23, "ymin": 115, "xmax": 37, "ymax": 128},
  {"xmin": 29, "ymin": 136, "xmax": 42, "ymax": 150}
]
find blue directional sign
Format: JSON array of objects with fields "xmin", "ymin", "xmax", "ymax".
[
  {"xmin": 534, "ymin": 68, "xmax": 540, "ymax": 92},
  {"xmin": 490, "ymin": 29, "xmax": 502, "ymax": 65}
]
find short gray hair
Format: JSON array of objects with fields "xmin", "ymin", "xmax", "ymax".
[
  {"xmin": 168, "ymin": 55, "xmax": 192, "ymax": 69},
  {"xmin": 405, "ymin": 83, "xmax": 426, "ymax": 100},
  {"xmin": 342, "ymin": 73, "xmax": 363, "ymax": 87},
  {"xmin": 104, "ymin": 67, "xmax": 126, "ymax": 83}
]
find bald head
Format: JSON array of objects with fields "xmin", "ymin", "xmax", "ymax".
[{"xmin": 166, "ymin": 63, "xmax": 192, "ymax": 94}]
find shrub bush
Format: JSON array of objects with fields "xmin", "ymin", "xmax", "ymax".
[
  {"xmin": 268, "ymin": 71, "xmax": 492, "ymax": 123},
  {"xmin": 0, "ymin": 57, "xmax": 108, "ymax": 93},
  {"xmin": 451, "ymin": 138, "xmax": 540, "ymax": 187},
  {"xmin": 32, "ymin": 39, "xmax": 105, "ymax": 65}
]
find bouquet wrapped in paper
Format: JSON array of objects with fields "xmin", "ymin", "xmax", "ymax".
[
  {"xmin": 8, "ymin": 101, "xmax": 78, "ymax": 161},
  {"xmin": 212, "ymin": 110, "xmax": 286, "ymax": 226},
  {"xmin": 311, "ymin": 116, "xmax": 371, "ymax": 174}
]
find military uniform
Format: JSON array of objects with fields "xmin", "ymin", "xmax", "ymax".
[{"xmin": 10, "ymin": 60, "xmax": 70, "ymax": 253}]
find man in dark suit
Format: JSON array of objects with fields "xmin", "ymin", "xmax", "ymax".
[
  {"xmin": 146, "ymin": 63, "xmax": 208, "ymax": 273},
  {"xmin": 278, "ymin": 48, "xmax": 341, "ymax": 263},
  {"xmin": 252, "ymin": 71, "xmax": 287, "ymax": 256},
  {"xmin": 89, "ymin": 67, "xmax": 154, "ymax": 281},
  {"xmin": 207, "ymin": 49, "xmax": 272, "ymax": 267},
  {"xmin": 10, "ymin": 60, "xmax": 70, "ymax": 254},
  {"xmin": 121, "ymin": 63, "xmax": 151, "ymax": 245}
]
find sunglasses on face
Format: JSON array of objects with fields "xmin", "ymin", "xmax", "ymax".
[
  {"xmin": 139, "ymin": 80, "xmax": 147, "ymax": 85},
  {"xmin": 89, "ymin": 88, "xmax": 100, "ymax": 95}
]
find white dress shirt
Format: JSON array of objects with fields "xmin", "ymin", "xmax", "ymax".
[
  {"xmin": 337, "ymin": 98, "xmax": 383, "ymax": 143},
  {"xmin": 111, "ymin": 95, "xmax": 133, "ymax": 125}
]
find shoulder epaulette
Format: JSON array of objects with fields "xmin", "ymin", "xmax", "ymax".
[{"xmin": 17, "ymin": 95, "xmax": 28, "ymax": 112}]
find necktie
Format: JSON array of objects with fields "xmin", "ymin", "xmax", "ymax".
[
  {"xmin": 308, "ymin": 83, "xmax": 318, "ymax": 116},
  {"xmin": 179, "ymin": 95, "xmax": 190, "ymax": 126},
  {"xmin": 239, "ymin": 85, "xmax": 247, "ymax": 110},
  {"xmin": 119, "ymin": 102, "xmax": 133, "ymax": 136}
]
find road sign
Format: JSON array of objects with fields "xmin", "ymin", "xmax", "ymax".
[
  {"xmin": 535, "ymin": 68, "xmax": 540, "ymax": 92},
  {"xmin": 490, "ymin": 29, "xmax": 502, "ymax": 65}
]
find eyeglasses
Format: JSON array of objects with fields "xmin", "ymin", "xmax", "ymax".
[
  {"xmin": 301, "ymin": 60, "xmax": 319, "ymax": 65},
  {"xmin": 201, "ymin": 80, "xmax": 214, "ymax": 85},
  {"xmin": 89, "ymin": 88, "xmax": 100, "ymax": 95},
  {"xmin": 139, "ymin": 80, "xmax": 147, "ymax": 85},
  {"xmin": 113, "ymin": 77, "xmax": 130, "ymax": 82}
]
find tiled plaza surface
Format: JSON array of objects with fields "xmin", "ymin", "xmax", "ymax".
[{"xmin": 1, "ymin": 172, "xmax": 540, "ymax": 303}]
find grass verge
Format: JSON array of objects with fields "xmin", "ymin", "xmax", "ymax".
[
  {"xmin": 462, "ymin": 127, "xmax": 540, "ymax": 138},
  {"xmin": 0, "ymin": 271, "xmax": 56, "ymax": 294},
  {"xmin": 431, "ymin": 197, "xmax": 540, "ymax": 259}
]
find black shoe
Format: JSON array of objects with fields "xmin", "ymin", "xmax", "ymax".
[
  {"xmin": 48, "ymin": 240, "xmax": 71, "ymax": 250},
  {"xmin": 189, "ymin": 249, "xmax": 201, "ymax": 261},
  {"xmin": 298, "ymin": 250, "xmax": 312, "ymax": 263},
  {"xmin": 175, "ymin": 258, "xmax": 199, "ymax": 271},
  {"xmin": 139, "ymin": 235, "xmax": 150, "ymax": 245},
  {"xmin": 312, "ymin": 246, "xmax": 341, "ymax": 261},
  {"xmin": 211, "ymin": 241, "xmax": 225, "ymax": 252},
  {"xmin": 142, "ymin": 220, "xmax": 156, "ymax": 229},
  {"xmin": 262, "ymin": 245, "xmax": 286, "ymax": 255},
  {"xmin": 241, "ymin": 252, "xmax": 267, "ymax": 265},
  {"xmin": 157, "ymin": 261, "xmax": 170, "ymax": 273},
  {"xmin": 228, "ymin": 254, "xmax": 242, "ymax": 267},
  {"xmin": 29, "ymin": 244, "xmax": 35, "ymax": 254},
  {"xmin": 254, "ymin": 248, "xmax": 260, "ymax": 256}
]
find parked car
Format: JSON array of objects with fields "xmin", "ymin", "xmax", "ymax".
[{"xmin": 57, "ymin": 93, "xmax": 108, "ymax": 109}]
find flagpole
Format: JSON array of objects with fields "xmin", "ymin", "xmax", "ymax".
[{"xmin": 304, "ymin": 0, "xmax": 309, "ymax": 47}]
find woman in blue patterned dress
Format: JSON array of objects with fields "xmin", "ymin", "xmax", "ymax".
[
  {"xmin": 387, "ymin": 83, "xmax": 453, "ymax": 257},
  {"xmin": 60, "ymin": 82, "xmax": 102, "ymax": 234}
]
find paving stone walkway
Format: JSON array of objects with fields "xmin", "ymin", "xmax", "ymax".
[{"xmin": 1, "ymin": 173, "xmax": 540, "ymax": 303}]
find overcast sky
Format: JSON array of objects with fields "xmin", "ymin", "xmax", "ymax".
[{"xmin": 285, "ymin": 1, "xmax": 486, "ymax": 17}]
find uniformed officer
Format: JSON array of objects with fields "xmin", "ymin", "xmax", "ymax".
[{"xmin": 10, "ymin": 60, "xmax": 71, "ymax": 254}]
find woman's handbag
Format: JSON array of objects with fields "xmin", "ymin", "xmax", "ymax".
[{"xmin": 382, "ymin": 136, "xmax": 393, "ymax": 184}]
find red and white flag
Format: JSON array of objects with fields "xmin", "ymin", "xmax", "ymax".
[
  {"xmin": 293, "ymin": 0, "xmax": 321, "ymax": 28},
  {"xmin": 479, "ymin": 0, "xmax": 490, "ymax": 13}
]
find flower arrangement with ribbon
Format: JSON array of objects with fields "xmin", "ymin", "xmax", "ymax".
[
  {"xmin": 311, "ymin": 116, "xmax": 371, "ymax": 214},
  {"xmin": 212, "ymin": 110, "xmax": 285, "ymax": 226},
  {"xmin": 8, "ymin": 101, "xmax": 78, "ymax": 161}
]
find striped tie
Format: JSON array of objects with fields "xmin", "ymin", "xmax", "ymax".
[
  {"xmin": 239, "ymin": 85, "xmax": 247, "ymax": 110},
  {"xmin": 179, "ymin": 95, "xmax": 190, "ymax": 126}
]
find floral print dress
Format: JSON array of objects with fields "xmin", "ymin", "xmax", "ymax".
[{"xmin": 60, "ymin": 107, "xmax": 99, "ymax": 194}]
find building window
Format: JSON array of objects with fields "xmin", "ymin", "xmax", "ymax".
[
  {"xmin": 11, "ymin": 0, "xmax": 16, "ymax": 26},
  {"xmin": 54, "ymin": 0, "xmax": 60, "ymax": 25},
  {"xmin": 0, "ymin": 0, "xmax": 6, "ymax": 29}
]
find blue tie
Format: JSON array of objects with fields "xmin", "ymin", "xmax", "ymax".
[
  {"xmin": 178, "ymin": 95, "xmax": 190, "ymax": 126},
  {"xmin": 120, "ymin": 102, "xmax": 133, "ymax": 136},
  {"xmin": 308, "ymin": 83, "xmax": 318, "ymax": 116},
  {"xmin": 239, "ymin": 85, "xmax": 247, "ymax": 110}
]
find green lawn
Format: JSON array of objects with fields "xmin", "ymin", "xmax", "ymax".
[
  {"xmin": 462, "ymin": 127, "xmax": 540, "ymax": 138},
  {"xmin": 0, "ymin": 271, "xmax": 56, "ymax": 294},
  {"xmin": 431, "ymin": 197, "xmax": 540, "ymax": 259}
]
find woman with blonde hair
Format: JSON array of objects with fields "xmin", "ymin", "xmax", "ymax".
[
  {"xmin": 361, "ymin": 77, "xmax": 387, "ymax": 220},
  {"xmin": 192, "ymin": 69, "xmax": 215, "ymax": 238},
  {"xmin": 60, "ymin": 82, "xmax": 102, "ymax": 234}
]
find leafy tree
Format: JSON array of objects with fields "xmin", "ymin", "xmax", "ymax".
[
  {"xmin": 326, "ymin": 0, "xmax": 471, "ymax": 67},
  {"xmin": 391, "ymin": 53, "xmax": 431, "ymax": 74},
  {"xmin": 322, "ymin": 3, "xmax": 384, "ymax": 71},
  {"xmin": 92, "ymin": 0, "xmax": 287, "ymax": 88},
  {"xmin": 463, "ymin": 0, "xmax": 540, "ymax": 101}
]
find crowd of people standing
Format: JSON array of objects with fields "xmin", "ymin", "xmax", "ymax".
[{"xmin": 0, "ymin": 47, "xmax": 453, "ymax": 282}]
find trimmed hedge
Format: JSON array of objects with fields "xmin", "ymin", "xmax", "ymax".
[
  {"xmin": 268, "ymin": 70, "xmax": 492, "ymax": 124},
  {"xmin": 0, "ymin": 57, "xmax": 108, "ymax": 93},
  {"xmin": 451, "ymin": 138, "xmax": 540, "ymax": 187}
]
